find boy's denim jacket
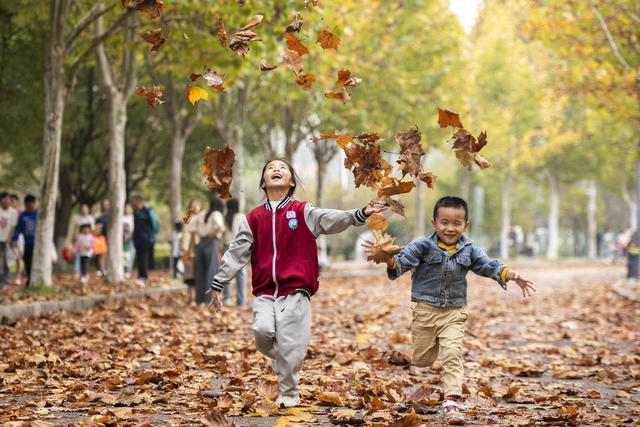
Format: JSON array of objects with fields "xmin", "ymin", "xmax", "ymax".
[{"xmin": 388, "ymin": 231, "xmax": 507, "ymax": 307}]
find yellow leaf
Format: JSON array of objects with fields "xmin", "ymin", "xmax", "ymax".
[
  {"xmin": 317, "ymin": 29, "xmax": 340, "ymax": 51},
  {"xmin": 185, "ymin": 86, "xmax": 209, "ymax": 105},
  {"xmin": 335, "ymin": 134, "xmax": 352, "ymax": 149}
]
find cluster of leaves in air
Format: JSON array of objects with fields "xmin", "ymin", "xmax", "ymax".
[
  {"xmin": 200, "ymin": 145, "xmax": 236, "ymax": 200},
  {"xmin": 438, "ymin": 108, "xmax": 491, "ymax": 171}
]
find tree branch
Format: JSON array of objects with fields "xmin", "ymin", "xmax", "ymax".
[
  {"xmin": 590, "ymin": 4, "xmax": 633, "ymax": 72},
  {"xmin": 65, "ymin": 1, "xmax": 113, "ymax": 46},
  {"xmin": 65, "ymin": 6, "xmax": 134, "ymax": 95}
]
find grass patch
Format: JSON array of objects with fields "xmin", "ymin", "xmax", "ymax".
[{"xmin": 16, "ymin": 285, "xmax": 71, "ymax": 298}]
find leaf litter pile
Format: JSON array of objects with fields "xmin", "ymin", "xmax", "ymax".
[{"xmin": 1, "ymin": 263, "xmax": 639, "ymax": 425}]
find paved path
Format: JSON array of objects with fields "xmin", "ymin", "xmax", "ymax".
[{"xmin": 1, "ymin": 262, "xmax": 638, "ymax": 425}]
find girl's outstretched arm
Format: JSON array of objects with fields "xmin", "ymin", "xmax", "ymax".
[{"xmin": 305, "ymin": 202, "xmax": 387, "ymax": 237}]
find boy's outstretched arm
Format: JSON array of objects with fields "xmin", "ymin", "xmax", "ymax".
[
  {"xmin": 363, "ymin": 237, "xmax": 430, "ymax": 280},
  {"xmin": 504, "ymin": 269, "xmax": 536, "ymax": 298}
]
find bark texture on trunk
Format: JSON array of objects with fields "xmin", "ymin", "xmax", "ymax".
[{"xmin": 547, "ymin": 172, "xmax": 560, "ymax": 260}]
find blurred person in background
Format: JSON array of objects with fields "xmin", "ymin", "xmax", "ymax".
[
  {"xmin": 0, "ymin": 192, "xmax": 17, "ymax": 288},
  {"xmin": 66, "ymin": 203, "xmax": 94, "ymax": 278},
  {"xmin": 8, "ymin": 194, "xmax": 23, "ymax": 285},
  {"xmin": 93, "ymin": 200, "xmax": 109, "ymax": 277},
  {"xmin": 132, "ymin": 195, "xmax": 158, "ymax": 285},
  {"xmin": 181, "ymin": 199, "xmax": 202, "ymax": 302},
  {"xmin": 221, "ymin": 198, "xmax": 247, "ymax": 306},
  {"xmin": 12, "ymin": 194, "xmax": 37, "ymax": 287},
  {"xmin": 195, "ymin": 194, "xmax": 224, "ymax": 304},
  {"xmin": 123, "ymin": 203, "xmax": 135, "ymax": 279}
]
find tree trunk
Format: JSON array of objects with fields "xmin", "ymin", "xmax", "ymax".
[
  {"xmin": 169, "ymin": 131, "xmax": 187, "ymax": 226},
  {"xmin": 499, "ymin": 169, "xmax": 514, "ymax": 260},
  {"xmin": 621, "ymin": 182, "xmax": 637, "ymax": 230},
  {"xmin": 105, "ymin": 93, "xmax": 127, "ymax": 283},
  {"xmin": 54, "ymin": 170, "xmax": 73, "ymax": 262},
  {"xmin": 31, "ymin": 0, "xmax": 70, "ymax": 287},
  {"xmin": 547, "ymin": 172, "xmax": 560, "ymax": 259},
  {"xmin": 585, "ymin": 179, "xmax": 597, "ymax": 259},
  {"xmin": 95, "ymin": 13, "xmax": 136, "ymax": 283},
  {"xmin": 457, "ymin": 167, "xmax": 471, "ymax": 202}
]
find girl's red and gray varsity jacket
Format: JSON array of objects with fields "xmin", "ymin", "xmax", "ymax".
[{"xmin": 210, "ymin": 197, "xmax": 370, "ymax": 298}]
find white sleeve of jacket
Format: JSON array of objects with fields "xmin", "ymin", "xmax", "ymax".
[
  {"xmin": 304, "ymin": 203, "xmax": 368, "ymax": 238},
  {"xmin": 210, "ymin": 217, "xmax": 252, "ymax": 292}
]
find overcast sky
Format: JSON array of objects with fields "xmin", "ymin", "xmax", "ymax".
[{"xmin": 449, "ymin": 0, "xmax": 482, "ymax": 33}]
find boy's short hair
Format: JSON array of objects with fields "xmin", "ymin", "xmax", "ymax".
[
  {"xmin": 24, "ymin": 194, "xmax": 36, "ymax": 204},
  {"xmin": 0, "ymin": 192, "xmax": 8, "ymax": 200},
  {"xmin": 10, "ymin": 193, "xmax": 18, "ymax": 201},
  {"xmin": 174, "ymin": 222, "xmax": 183, "ymax": 232},
  {"xmin": 433, "ymin": 196, "xmax": 468, "ymax": 221}
]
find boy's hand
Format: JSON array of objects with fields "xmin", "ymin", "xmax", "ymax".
[
  {"xmin": 364, "ymin": 202, "xmax": 387, "ymax": 216},
  {"xmin": 361, "ymin": 239, "xmax": 395, "ymax": 268},
  {"xmin": 205, "ymin": 288, "xmax": 222, "ymax": 311},
  {"xmin": 506, "ymin": 270, "xmax": 536, "ymax": 298}
]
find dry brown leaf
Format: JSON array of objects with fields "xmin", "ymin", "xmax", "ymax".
[
  {"xmin": 217, "ymin": 17, "xmax": 227, "ymax": 48},
  {"xmin": 135, "ymin": 0, "xmax": 164, "ymax": 19},
  {"xmin": 284, "ymin": 49, "xmax": 302, "ymax": 74},
  {"xmin": 372, "ymin": 196, "xmax": 405, "ymax": 217},
  {"xmin": 438, "ymin": 107, "xmax": 463, "ymax": 128},
  {"xmin": 418, "ymin": 171, "xmax": 437, "ymax": 189},
  {"xmin": 284, "ymin": 33, "xmax": 309, "ymax": 56},
  {"xmin": 259, "ymin": 63, "xmax": 278, "ymax": 71},
  {"xmin": 202, "ymin": 145, "xmax": 235, "ymax": 199},
  {"xmin": 367, "ymin": 213, "xmax": 388, "ymax": 232},
  {"xmin": 239, "ymin": 14, "xmax": 263, "ymax": 31},
  {"xmin": 285, "ymin": 13, "xmax": 303, "ymax": 33},
  {"xmin": 325, "ymin": 87, "xmax": 350, "ymax": 104},
  {"xmin": 140, "ymin": 28, "xmax": 165, "ymax": 52},
  {"xmin": 317, "ymin": 29, "xmax": 340, "ymax": 50},
  {"xmin": 136, "ymin": 85, "xmax": 164, "ymax": 108},
  {"xmin": 295, "ymin": 72, "xmax": 315, "ymax": 91},
  {"xmin": 367, "ymin": 230, "xmax": 401, "ymax": 264},
  {"xmin": 377, "ymin": 177, "xmax": 416, "ymax": 197},
  {"xmin": 183, "ymin": 207, "xmax": 193, "ymax": 224},
  {"xmin": 336, "ymin": 69, "xmax": 361, "ymax": 87},
  {"xmin": 317, "ymin": 391, "xmax": 344, "ymax": 406}
]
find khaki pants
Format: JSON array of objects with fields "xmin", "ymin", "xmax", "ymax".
[{"xmin": 411, "ymin": 302, "xmax": 468, "ymax": 397}]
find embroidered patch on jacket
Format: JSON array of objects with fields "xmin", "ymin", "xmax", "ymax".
[
  {"xmin": 288, "ymin": 218, "xmax": 298, "ymax": 230},
  {"xmin": 286, "ymin": 210, "xmax": 296, "ymax": 219}
]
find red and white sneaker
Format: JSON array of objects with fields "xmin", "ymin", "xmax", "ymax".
[{"xmin": 442, "ymin": 397, "xmax": 465, "ymax": 424}]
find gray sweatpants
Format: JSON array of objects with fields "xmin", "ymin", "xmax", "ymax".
[{"xmin": 253, "ymin": 293, "xmax": 311, "ymax": 398}]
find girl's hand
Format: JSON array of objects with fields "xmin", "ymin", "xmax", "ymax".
[
  {"xmin": 205, "ymin": 288, "xmax": 222, "ymax": 311},
  {"xmin": 361, "ymin": 239, "xmax": 375, "ymax": 254},
  {"xmin": 364, "ymin": 202, "xmax": 388, "ymax": 216},
  {"xmin": 510, "ymin": 272, "xmax": 536, "ymax": 298}
]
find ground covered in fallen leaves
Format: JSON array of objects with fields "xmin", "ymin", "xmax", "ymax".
[{"xmin": 1, "ymin": 262, "xmax": 639, "ymax": 426}]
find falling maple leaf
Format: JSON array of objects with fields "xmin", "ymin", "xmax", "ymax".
[
  {"xmin": 141, "ymin": 28, "xmax": 165, "ymax": 52},
  {"xmin": 473, "ymin": 153, "xmax": 491, "ymax": 169},
  {"xmin": 202, "ymin": 68, "xmax": 224, "ymax": 91},
  {"xmin": 335, "ymin": 134, "xmax": 353, "ymax": 149},
  {"xmin": 285, "ymin": 13, "xmax": 303, "ymax": 33},
  {"xmin": 185, "ymin": 86, "xmax": 209, "ymax": 105},
  {"xmin": 295, "ymin": 72, "xmax": 315, "ymax": 91},
  {"xmin": 284, "ymin": 49, "xmax": 303, "ymax": 74},
  {"xmin": 325, "ymin": 88, "xmax": 350, "ymax": 104},
  {"xmin": 438, "ymin": 108, "xmax": 463, "ymax": 128},
  {"xmin": 182, "ymin": 207, "xmax": 193, "ymax": 224},
  {"xmin": 336, "ymin": 69, "xmax": 361, "ymax": 87},
  {"xmin": 317, "ymin": 29, "xmax": 340, "ymax": 51},
  {"xmin": 377, "ymin": 177, "xmax": 416, "ymax": 197},
  {"xmin": 136, "ymin": 85, "xmax": 164, "ymax": 108},
  {"xmin": 305, "ymin": 0, "xmax": 319, "ymax": 7},
  {"xmin": 133, "ymin": 0, "xmax": 164, "ymax": 19},
  {"xmin": 189, "ymin": 73, "xmax": 201, "ymax": 81},
  {"xmin": 474, "ymin": 130, "xmax": 487, "ymax": 152},
  {"xmin": 202, "ymin": 145, "xmax": 235, "ymax": 199},
  {"xmin": 418, "ymin": 171, "xmax": 437, "ymax": 189},
  {"xmin": 311, "ymin": 130, "xmax": 338, "ymax": 142},
  {"xmin": 372, "ymin": 196, "xmax": 405, "ymax": 217},
  {"xmin": 240, "ymin": 15, "xmax": 264, "ymax": 31},
  {"xmin": 259, "ymin": 63, "xmax": 277, "ymax": 71},
  {"xmin": 354, "ymin": 133, "xmax": 382, "ymax": 144},
  {"xmin": 284, "ymin": 33, "xmax": 309, "ymax": 56},
  {"xmin": 367, "ymin": 230, "xmax": 401, "ymax": 264},
  {"xmin": 367, "ymin": 213, "xmax": 388, "ymax": 232},
  {"xmin": 217, "ymin": 17, "xmax": 227, "ymax": 48},
  {"xmin": 395, "ymin": 127, "xmax": 424, "ymax": 177},
  {"xmin": 344, "ymin": 142, "xmax": 393, "ymax": 189},
  {"xmin": 451, "ymin": 128, "xmax": 476, "ymax": 151}
]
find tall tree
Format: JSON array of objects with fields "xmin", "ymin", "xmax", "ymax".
[{"xmin": 32, "ymin": 0, "xmax": 132, "ymax": 287}]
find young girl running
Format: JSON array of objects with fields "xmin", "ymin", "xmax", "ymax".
[{"xmin": 206, "ymin": 159, "xmax": 386, "ymax": 407}]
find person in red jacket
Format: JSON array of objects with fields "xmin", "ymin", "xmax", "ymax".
[{"xmin": 206, "ymin": 159, "xmax": 386, "ymax": 407}]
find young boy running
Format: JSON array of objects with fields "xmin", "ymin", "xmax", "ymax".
[{"xmin": 364, "ymin": 196, "xmax": 535, "ymax": 423}]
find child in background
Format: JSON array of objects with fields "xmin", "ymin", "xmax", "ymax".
[
  {"xmin": 206, "ymin": 159, "xmax": 386, "ymax": 407},
  {"xmin": 364, "ymin": 196, "xmax": 535, "ymax": 423},
  {"xmin": 73, "ymin": 224, "xmax": 95, "ymax": 284},
  {"xmin": 12, "ymin": 194, "xmax": 37, "ymax": 288},
  {"xmin": 171, "ymin": 222, "xmax": 184, "ymax": 279}
]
